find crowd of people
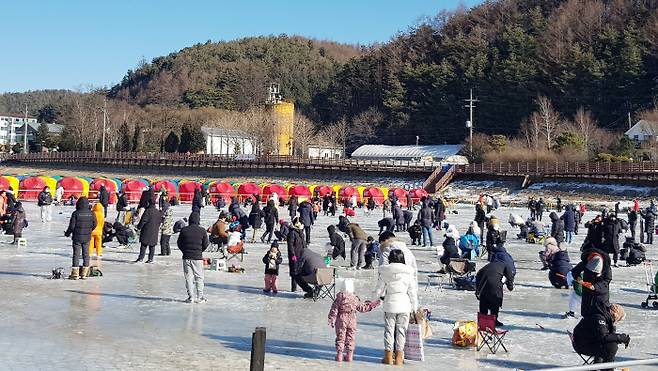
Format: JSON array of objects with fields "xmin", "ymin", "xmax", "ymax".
[{"xmin": 2, "ymin": 181, "xmax": 655, "ymax": 368}]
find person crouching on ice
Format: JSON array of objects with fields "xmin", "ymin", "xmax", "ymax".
[
  {"xmin": 327, "ymin": 278, "xmax": 378, "ymax": 363},
  {"xmin": 572, "ymin": 303, "xmax": 630, "ymax": 367}
]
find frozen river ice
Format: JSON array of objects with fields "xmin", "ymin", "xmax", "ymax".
[{"xmin": 0, "ymin": 202, "xmax": 657, "ymax": 370}]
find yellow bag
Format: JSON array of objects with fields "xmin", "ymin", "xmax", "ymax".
[{"xmin": 452, "ymin": 320, "xmax": 478, "ymax": 347}]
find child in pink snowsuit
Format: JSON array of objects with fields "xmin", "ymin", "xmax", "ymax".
[{"xmin": 327, "ymin": 278, "xmax": 378, "ymax": 362}]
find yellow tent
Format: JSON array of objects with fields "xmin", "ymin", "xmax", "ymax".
[
  {"xmin": 332, "ymin": 185, "xmax": 342, "ymax": 195},
  {"xmin": 356, "ymin": 186, "xmax": 366, "ymax": 198},
  {"xmin": 381, "ymin": 187, "xmax": 390, "ymax": 198}
]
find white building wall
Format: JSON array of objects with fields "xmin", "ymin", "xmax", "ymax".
[
  {"xmin": 308, "ymin": 146, "xmax": 343, "ymax": 159},
  {"xmin": 206, "ymin": 134, "xmax": 254, "ymax": 155}
]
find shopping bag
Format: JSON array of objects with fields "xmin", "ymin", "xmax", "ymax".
[
  {"xmin": 414, "ymin": 309, "xmax": 433, "ymax": 340},
  {"xmin": 403, "ymin": 323, "xmax": 425, "ymax": 361},
  {"xmin": 452, "ymin": 320, "xmax": 478, "ymax": 347}
]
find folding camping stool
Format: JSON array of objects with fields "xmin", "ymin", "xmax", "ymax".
[
  {"xmin": 226, "ymin": 243, "xmax": 245, "ymax": 262},
  {"xmin": 477, "ymin": 313, "xmax": 508, "ymax": 354},
  {"xmin": 425, "ymin": 273, "xmax": 445, "ymax": 292},
  {"xmin": 304, "ymin": 267, "xmax": 336, "ymax": 302},
  {"xmin": 567, "ymin": 331, "xmax": 594, "ymax": 365},
  {"xmin": 447, "ymin": 258, "xmax": 476, "ymax": 287}
]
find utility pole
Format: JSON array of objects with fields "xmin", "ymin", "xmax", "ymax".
[
  {"xmin": 102, "ymin": 98, "xmax": 107, "ymax": 153},
  {"xmin": 464, "ymin": 89, "xmax": 479, "ymax": 154},
  {"xmin": 415, "ymin": 136, "xmax": 419, "ymax": 146},
  {"xmin": 23, "ymin": 104, "xmax": 28, "ymax": 153},
  {"xmin": 628, "ymin": 112, "xmax": 632, "ymax": 130}
]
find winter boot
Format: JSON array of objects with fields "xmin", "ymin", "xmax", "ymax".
[
  {"xmin": 68, "ymin": 267, "xmax": 79, "ymax": 280},
  {"xmin": 394, "ymin": 351, "xmax": 404, "ymax": 366},
  {"xmin": 79, "ymin": 267, "xmax": 90, "ymax": 280},
  {"xmin": 382, "ymin": 350, "xmax": 394, "ymax": 365},
  {"xmin": 345, "ymin": 350, "xmax": 353, "ymax": 362}
]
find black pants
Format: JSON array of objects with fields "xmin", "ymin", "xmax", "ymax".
[
  {"xmin": 364, "ymin": 253, "xmax": 374, "ymax": 267},
  {"xmin": 103, "ymin": 205, "xmax": 108, "ymax": 218},
  {"xmin": 574, "ymin": 341, "xmax": 617, "ymax": 370},
  {"xmin": 293, "ymin": 274, "xmax": 314, "ymax": 294},
  {"xmin": 647, "ymin": 225, "xmax": 654, "ymax": 244},
  {"xmin": 262, "ymin": 223, "xmax": 274, "ymax": 242},
  {"xmin": 478, "ymin": 221, "xmax": 485, "ymax": 245},
  {"xmin": 160, "ymin": 234, "xmax": 171, "ymax": 255},
  {"xmin": 629, "ymin": 221, "xmax": 636, "ymax": 241},
  {"xmin": 72, "ymin": 241, "xmax": 90, "ymax": 267},
  {"xmin": 479, "ymin": 296, "xmax": 502, "ymax": 317},
  {"xmin": 138, "ymin": 244, "xmax": 155, "ymax": 262},
  {"xmin": 304, "ymin": 226, "xmax": 311, "ymax": 244},
  {"xmin": 211, "ymin": 236, "xmax": 228, "ymax": 246}
]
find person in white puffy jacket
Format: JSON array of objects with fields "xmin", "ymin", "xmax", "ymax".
[
  {"xmin": 377, "ymin": 233, "xmax": 418, "ymax": 285},
  {"xmin": 373, "ymin": 249, "xmax": 418, "ymax": 365}
]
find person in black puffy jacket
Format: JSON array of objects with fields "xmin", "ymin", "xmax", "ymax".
[
  {"xmin": 476, "ymin": 262, "xmax": 514, "ymax": 326},
  {"xmin": 549, "ymin": 212, "xmax": 565, "ymax": 244},
  {"xmin": 602, "ymin": 213, "xmax": 622, "ymax": 266},
  {"xmin": 98, "ymin": 185, "xmax": 110, "ymax": 217},
  {"xmin": 327, "ymin": 225, "xmax": 346, "ymax": 260},
  {"xmin": 548, "ymin": 250, "xmax": 571, "ymax": 289},
  {"xmin": 261, "ymin": 200, "xmax": 278, "ymax": 243},
  {"xmin": 298, "ymin": 201, "xmax": 315, "ymax": 244},
  {"xmin": 177, "ymin": 212, "xmax": 209, "ymax": 303},
  {"xmin": 573, "ymin": 303, "xmax": 630, "ymax": 367},
  {"xmin": 570, "ymin": 248, "xmax": 611, "ymax": 317},
  {"xmin": 440, "ymin": 233, "xmax": 460, "ymax": 266},
  {"xmin": 192, "ymin": 188, "xmax": 204, "ymax": 213},
  {"xmin": 136, "ymin": 201, "xmax": 162, "ymax": 263},
  {"xmin": 64, "ymin": 197, "xmax": 97, "ymax": 280},
  {"xmin": 378, "ymin": 217, "xmax": 395, "ymax": 235}
]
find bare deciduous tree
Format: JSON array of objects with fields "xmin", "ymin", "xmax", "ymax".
[
  {"xmin": 293, "ymin": 114, "xmax": 317, "ymax": 157},
  {"xmin": 536, "ymin": 95, "xmax": 560, "ymax": 150}
]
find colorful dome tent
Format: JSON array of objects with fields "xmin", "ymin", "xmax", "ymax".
[
  {"xmin": 0, "ymin": 176, "xmax": 19, "ymax": 194},
  {"xmin": 409, "ymin": 188, "xmax": 429, "ymax": 203},
  {"xmin": 38, "ymin": 176, "xmax": 57, "ymax": 196},
  {"xmin": 208, "ymin": 182, "xmax": 235, "ymax": 203},
  {"xmin": 58, "ymin": 177, "xmax": 89, "ymax": 200},
  {"xmin": 152, "ymin": 180, "xmax": 178, "ymax": 199},
  {"xmin": 20, "ymin": 176, "xmax": 46, "ymax": 200},
  {"xmin": 262, "ymin": 184, "xmax": 287, "ymax": 202},
  {"xmin": 288, "ymin": 185, "xmax": 312, "ymax": 201},
  {"xmin": 363, "ymin": 187, "xmax": 385, "ymax": 205},
  {"xmin": 178, "ymin": 181, "xmax": 202, "ymax": 202},
  {"xmin": 389, "ymin": 188, "xmax": 409, "ymax": 207},
  {"xmin": 122, "ymin": 179, "xmax": 148, "ymax": 202},
  {"xmin": 339, "ymin": 186, "xmax": 361, "ymax": 202},
  {"xmin": 237, "ymin": 183, "xmax": 261, "ymax": 202},
  {"xmin": 90, "ymin": 178, "xmax": 118, "ymax": 204}
]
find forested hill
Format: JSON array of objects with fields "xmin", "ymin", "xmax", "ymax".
[
  {"xmin": 108, "ymin": 36, "xmax": 364, "ymax": 111},
  {"xmin": 109, "ymin": 0, "xmax": 658, "ymax": 145}
]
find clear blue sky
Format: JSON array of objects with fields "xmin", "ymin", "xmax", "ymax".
[{"xmin": 1, "ymin": 0, "xmax": 482, "ymax": 93}]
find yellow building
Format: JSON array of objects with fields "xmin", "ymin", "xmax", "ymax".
[{"xmin": 271, "ymin": 101, "xmax": 294, "ymax": 155}]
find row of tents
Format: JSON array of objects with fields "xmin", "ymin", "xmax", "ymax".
[{"xmin": 0, "ymin": 175, "xmax": 429, "ymax": 206}]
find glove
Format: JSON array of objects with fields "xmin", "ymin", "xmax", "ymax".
[
  {"xmin": 291, "ymin": 255, "xmax": 297, "ymax": 262},
  {"xmin": 64, "ymin": 231, "xmax": 70, "ymax": 237},
  {"xmin": 619, "ymin": 334, "xmax": 630, "ymax": 348}
]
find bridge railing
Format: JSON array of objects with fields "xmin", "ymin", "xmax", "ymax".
[{"xmin": 459, "ymin": 161, "xmax": 658, "ymax": 175}]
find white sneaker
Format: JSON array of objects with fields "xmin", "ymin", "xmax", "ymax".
[{"xmin": 196, "ymin": 298, "xmax": 207, "ymax": 304}]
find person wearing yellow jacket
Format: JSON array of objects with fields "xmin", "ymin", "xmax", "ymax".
[{"xmin": 89, "ymin": 203, "xmax": 105, "ymax": 258}]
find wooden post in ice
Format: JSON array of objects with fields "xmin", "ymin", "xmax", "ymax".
[{"xmin": 250, "ymin": 327, "xmax": 266, "ymax": 371}]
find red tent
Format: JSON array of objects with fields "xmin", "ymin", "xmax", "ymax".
[
  {"xmin": 262, "ymin": 184, "xmax": 288, "ymax": 202},
  {"xmin": 409, "ymin": 188, "xmax": 429, "ymax": 204},
  {"xmin": 288, "ymin": 185, "xmax": 312, "ymax": 199},
  {"xmin": 58, "ymin": 177, "xmax": 86, "ymax": 200},
  {"xmin": 90, "ymin": 178, "xmax": 117, "ymax": 204},
  {"xmin": 237, "ymin": 183, "xmax": 261, "ymax": 202},
  {"xmin": 122, "ymin": 179, "xmax": 148, "ymax": 202},
  {"xmin": 0, "ymin": 177, "xmax": 10, "ymax": 192},
  {"xmin": 363, "ymin": 187, "xmax": 385, "ymax": 205},
  {"xmin": 178, "ymin": 181, "xmax": 202, "ymax": 202},
  {"xmin": 152, "ymin": 180, "xmax": 178, "ymax": 199},
  {"xmin": 20, "ymin": 177, "xmax": 46, "ymax": 200},
  {"xmin": 314, "ymin": 185, "xmax": 334, "ymax": 197},
  {"xmin": 208, "ymin": 182, "xmax": 235, "ymax": 203},
  {"xmin": 390, "ymin": 188, "xmax": 409, "ymax": 207},
  {"xmin": 339, "ymin": 186, "xmax": 361, "ymax": 202}
]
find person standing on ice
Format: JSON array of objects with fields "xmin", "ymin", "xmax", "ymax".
[
  {"xmin": 159, "ymin": 204, "xmax": 173, "ymax": 256},
  {"xmin": 549, "ymin": 211, "xmax": 565, "ymax": 244},
  {"xmin": 135, "ymin": 199, "xmax": 162, "ymax": 264},
  {"xmin": 562, "ymin": 205, "xmax": 576, "ymax": 244},
  {"xmin": 391, "ymin": 202, "xmax": 404, "ymax": 232},
  {"xmin": 64, "ymin": 197, "xmax": 96, "ymax": 280},
  {"xmin": 286, "ymin": 217, "xmax": 306, "ymax": 292},
  {"xmin": 417, "ymin": 199, "xmax": 434, "ymax": 247},
  {"xmin": 115, "ymin": 189, "xmax": 129, "ymax": 225},
  {"xmin": 54, "ymin": 184, "xmax": 64, "ymax": 205},
  {"xmin": 89, "ymin": 202, "xmax": 105, "ymax": 260},
  {"xmin": 98, "ymin": 185, "xmax": 109, "ymax": 218},
  {"xmin": 191, "ymin": 188, "xmax": 204, "ymax": 213},
  {"xmin": 261, "ymin": 200, "xmax": 278, "ymax": 243},
  {"xmin": 474, "ymin": 202, "xmax": 486, "ymax": 247},
  {"xmin": 37, "ymin": 186, "xmax": 53, "ymax": 222},
  {"xmin": 177, "ymin": 211, "xmax": 209, "ymax": 303},
  {"xmin": 627, "ymin": 207, "xmax": 638, "ymax": 241},
  {"xmin": 640, "ymin": 202, "xmax": 657, "ymax": 244},
  {"xmin": 328, "ymin": 278, "xmax": 378, "ymax": 363},
  {"xmin": 475, "ymin": 261, "xmax": 514, "ymax": 327},
  {"xmin": 373, "ymin": 249, "xmax": 418, "ymax": 366},
  {"xmin": 536, "ymin": 198, "xmax": 546, "ymax": 221},
  {"xmin": 298, "ymin": 200, "xmax": 315, "ymax": 244},
  {"xmin": 288, "ymin": 195, "xmax": 299, "ymax": 220}
]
